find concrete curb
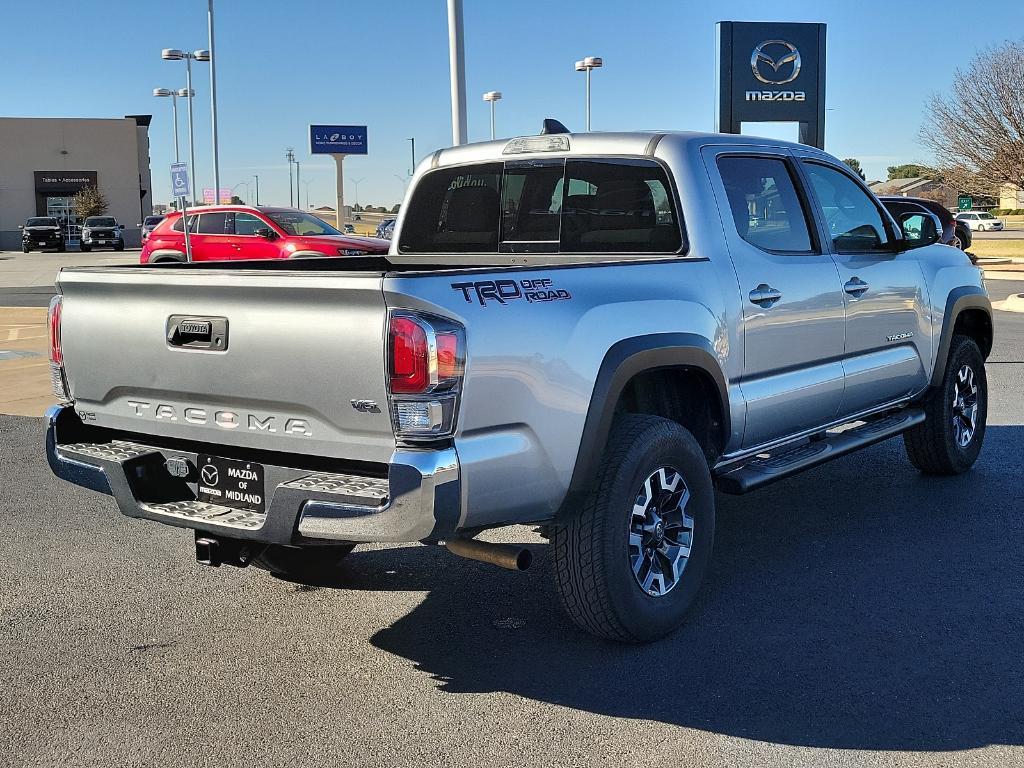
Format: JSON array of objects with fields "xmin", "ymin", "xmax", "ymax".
[{"xmin": 993, "ymin": 293, "xmax": 1024, "ymax": 313}]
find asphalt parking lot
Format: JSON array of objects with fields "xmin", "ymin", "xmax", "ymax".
[{"xmin": 0, "ymin": 254, "xmax": 1022, "ymax": 766}]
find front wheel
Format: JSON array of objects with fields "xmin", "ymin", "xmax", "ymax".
[
  {"xmin": 552, "ymin": 415, "xmax": 715, "ymax": 643},
  {"xmin": 904, "ymin": 335, "xmax": 987, "ymax": 474}
]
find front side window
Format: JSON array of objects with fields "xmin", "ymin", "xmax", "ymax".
[
  {"xmin": 717, "ymin": 156, "xmax": 814, "ymax": 253},
  {"xmin": 978, "ymin": 212, "xmax": 995, "ymax": 220},
  {"xmin": 802, "ymin": 162, "xmax": 891, "ymax": 252},
  {"xmin": 232, "ymin": 212, "xmax": 267, "ymax": 236},
  {"xmin": 398, "ymin": 159, "xmax": 683, "ymax": 255}
]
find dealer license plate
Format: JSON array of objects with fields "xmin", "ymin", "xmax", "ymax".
[{"xmin": 196, "ymin": 454, "xmax": 266, "ymax": 513}]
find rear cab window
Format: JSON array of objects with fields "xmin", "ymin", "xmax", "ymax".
[{"xmin": 397, "ymin": 158, "xmax": 684, "ymax": 256}]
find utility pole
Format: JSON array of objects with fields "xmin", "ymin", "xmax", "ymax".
[
  {"xmin": 295, "ymin": 161, "xmax": 301, "ymax": 209},
  {"xmin": 254, "ymin": 174, "xmax": 259, "ymax": 205},
  {"xmin": 285, "ymin": 148, "xmax": 295, "ymax": 206}
]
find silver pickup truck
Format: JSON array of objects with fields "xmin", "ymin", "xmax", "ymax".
[{"xmin": 46, "ymin": 130, "xmax": 992, "ymax": 642}]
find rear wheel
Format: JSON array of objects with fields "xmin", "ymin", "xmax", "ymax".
[
  {"xmin": 904, "ymin": 335, "xmax": 987, "ymax": 474},
  {"xmin": 253, "ymin": 544, "xmax": 356, "ymax": 582},
  {"xmin": 552, "ymin": 415, "xmax": 715, "ymax": 643}
]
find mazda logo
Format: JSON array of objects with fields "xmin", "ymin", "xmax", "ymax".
[
  {"xmin": 751, "ymin": 40, "xmax": 801, "ymax": 85},
  {"xmin": 201, "ymin": 465, "xmax": 219, "ymax": 486}
]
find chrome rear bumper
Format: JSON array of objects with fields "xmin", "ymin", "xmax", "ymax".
[{"xmin": 45, "ymin": 404, "xmax": 460, "ymax": 544}]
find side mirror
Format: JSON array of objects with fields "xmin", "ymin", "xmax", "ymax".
[
  {"xmin": 118, "ymin": 224, "xmax": 125, "ymax": 230},
  {"xmin": 899, "ymin": 211, "xmax": 942, "ymax": 248},
  {"xmin": 254, "ymin": 227, "xmax": 278, "ymax": 240}
]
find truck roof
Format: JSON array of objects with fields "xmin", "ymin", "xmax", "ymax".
[{"xmin": 427, "ymin": 130, "xmax": 827, "ymax": 169}]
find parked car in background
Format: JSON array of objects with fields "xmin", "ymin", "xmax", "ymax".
[
  {"xmin": 139, "ymin": 215, "xmax": 165, "ymax": 244},
  {"xmin": 376, "ymin": 218, "xmax": 396, "ymax": 239},
  {"xmin": 956, "ymin": 211, "xmax": 1004, "ymax": 232},
  {"xmin": 140, "ymin": 205, "xmax": 389, "ymax": 263},
  {"xmin": 879, "ymin": 196, "xmax": 973, "ymax": 257},
  {"xmin": 80, "ymin": 216, "xmax": 125, "ymax": 252},
  {"xmin": 342, "ymin": 224, "xmax": 356, "ymax": 234},
  {"xmin": 20, "ymin": 217, "xmax": 65, "ymax": 252}
]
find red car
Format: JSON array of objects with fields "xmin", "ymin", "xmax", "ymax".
[{"xmin": 140, "ymin": 205, "xmax": 390, "ymax": 263}]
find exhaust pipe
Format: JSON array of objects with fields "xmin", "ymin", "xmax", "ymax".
[{"xmin": 445, "ymin": 537, "xmax": 533, "ymax": 571}]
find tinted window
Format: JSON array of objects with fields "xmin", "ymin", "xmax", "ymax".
[
  {"xmin": 143, "ymin": 216, "xmax": 164, "ymax": 226},
  {"xmin": 500, "ymin": 160, "xmax": 564, "ymax": 252},
  {"xmin": 196, "ymin": 212, "xmax": 229, "ymax": 234},
  {"xmin": 171, "ymin": 215, "xmax": 197, "ymax": 232},
  {"xmin": 85, "ymin": 217, "xmax": 116, "ymax": 227},
  {"xmin": 398, "ymin": 159, "xmax": 682, "ymax": 255},
  {"xmin": 398, "ymin": 164, "xmax": 502, "ymax": 253},
  {"xmin": 560, "ymin": 159, "xmax": 682, "ymax": 253},
  {"xmin": 978, "ymin": 212, "xmax": 995, "ymax": 220},
  {"xmin": 717, "ymin": 156, "xmax": 814, "ymax": 253},
  {"xmin": 803, "ymin": 163, "xmax": 891, "ymax": 252},
  {"xmin": 233, "ymin": 212, "xmax": 266, "ymax": 236},
  {"xmin": 27, "ymin": 218, "xmax": 58, "ymax": 227}
]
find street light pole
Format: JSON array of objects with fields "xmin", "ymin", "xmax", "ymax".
[
  {"xmin": 574, "ymin": 56, "xmax": 603, "ymax": 131},
  {"xmin": 446, "ymin": 0, "xmax": 467, "ymax": 145},
  {"xmin": 184, "ymin": 57, "xmax": 196, "ymax": 206},
  {"xmin": 295, "ymin": 160, "xmax": 301, "ymax": 209},
  {"xmin": 408, "ymin": 138, "xmax": 415, "ymax": 176},
  {"xmin": 349, "ymin": 177, "xmax": 365, "ymax": 208},
  {"xmin": 152, "ymin": 89, "xmax": 181, "ymax": 163},
  {"xmin": 207, "ymin": 0, "xmax": 221, "ymax": 203},
  {"xmin": 254, "ymin": 174, "xmax": 259, "ymax": 205},
  {"xmin": 482, "ymin": 91, "xmax": 502, "ymax": 140}
]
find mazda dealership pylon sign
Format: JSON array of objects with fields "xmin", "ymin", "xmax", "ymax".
[{"xmin": 716, "ymin": 21, "xmax": 827, "ymax": 148}]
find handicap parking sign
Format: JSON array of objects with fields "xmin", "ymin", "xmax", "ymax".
[{"xmin": 170, "ymin": 162, "xmax": 191, "ymax": 198}]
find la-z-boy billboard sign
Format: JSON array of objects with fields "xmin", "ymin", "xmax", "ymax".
[
  {"xmin": 309, "ymin": 125, "xmax": 368, "ymax": 155},
  {"xmin": 716, "ymin": 21, "xmax": 827, "ymax": 148}
]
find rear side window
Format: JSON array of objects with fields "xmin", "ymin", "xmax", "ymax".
[
  {"xmin": 717, "ymin": 156, "xmax": 814, "ymax": 253},
  {"xmin": 398, "ymin": 159, "xmax": 683, "ymax": 255},
  {"xmin": 171, "ymin": 215, "xmax": 197, "ymax": 232},
  {"xmin": 196, "ymin": 212, "xmax": 229, "ymax": 234}
]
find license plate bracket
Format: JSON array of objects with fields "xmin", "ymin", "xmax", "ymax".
[{"xmin": 196, "ymin": 454, "xmax": 266, "ymax": 513}]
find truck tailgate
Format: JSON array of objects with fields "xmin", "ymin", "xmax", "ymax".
[{"xmin": 57, "ymin": 267, "xmax": 395, "ymax": 463}]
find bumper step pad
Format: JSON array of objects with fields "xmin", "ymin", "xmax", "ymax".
[
  {"xmin": 140, "ymin": 500, "xmax": 266, "ymax": 530},
  {"xmin": 281, "ymin": 472, "xmax": 389, "ymax": 507}
]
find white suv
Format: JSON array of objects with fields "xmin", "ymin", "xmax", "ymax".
[{"xmin": 955, "ymin": 211, "xmax": 1005, "ymax": 232}]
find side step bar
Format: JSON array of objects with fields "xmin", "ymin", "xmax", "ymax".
[{"xmin": 715, "ymin": 408, "xmax": 925, "ymax": 495}]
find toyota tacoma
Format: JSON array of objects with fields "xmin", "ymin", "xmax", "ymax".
[{"xmin": 45, "ymin": 129, "xmax": 992, "ymax": 642}]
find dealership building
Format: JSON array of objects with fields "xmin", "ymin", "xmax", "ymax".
[{"xmin": 0, "ymin": 116, "xmax": 153, "ymax": 249}]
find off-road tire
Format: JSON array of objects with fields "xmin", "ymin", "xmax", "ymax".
[
  {"xmin": 904, "ymin": 335, "xmax": 987, "ymax": 474},
  {"xmin": 552, "ymin": 414, "xmax": 715, "ymax": 643},
  {"xmin": 253, "ymin": 544, "xmax": 356, "ymax": 582}
]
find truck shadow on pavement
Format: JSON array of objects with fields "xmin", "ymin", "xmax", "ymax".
[{"xmin": 347, "ymin": 426, "xmax": 1023, "ymax": 751}]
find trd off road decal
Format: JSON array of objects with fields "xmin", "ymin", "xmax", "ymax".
[{"xmin": 451, "ymin": 278, "xmax": 571, "ymax": 306}]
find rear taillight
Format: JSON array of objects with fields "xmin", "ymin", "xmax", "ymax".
[
  {"xmin": 48, "ymin": 296, "xmax": 70, "ymax": 401},
  {"xmin": 387, "ymin": 312, "xmax": 465, "ymax": 440}
]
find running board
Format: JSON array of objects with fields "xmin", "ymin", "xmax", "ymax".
[{"xmin": 715, "ymin": 408, "xmax": 925, "ymax": 495}]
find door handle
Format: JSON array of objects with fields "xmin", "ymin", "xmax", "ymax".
[
  {"xmin": 844, "ymin": 277, "xmax": 869, "ymax": 296},
  {"xmin": 749, "ymin": 283, "xmax": 782, "ymax": 308}
]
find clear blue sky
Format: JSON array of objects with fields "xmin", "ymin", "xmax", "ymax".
[{"xmin": 6, "ymin": 0, "xmax": 1024, "ymax": 208}]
